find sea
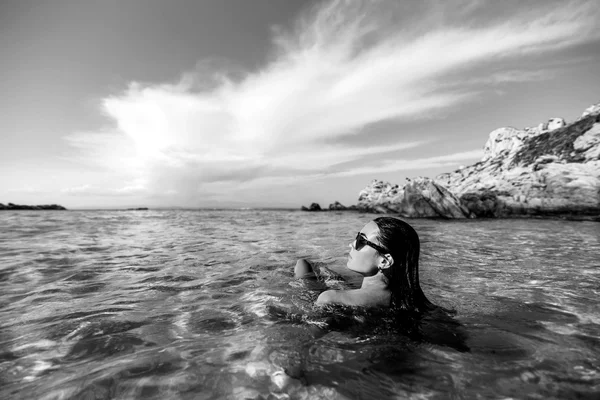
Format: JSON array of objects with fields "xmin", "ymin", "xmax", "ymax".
[{"xmin": 0, "ymin": 210, "xmax": 598, "ymax": 400}]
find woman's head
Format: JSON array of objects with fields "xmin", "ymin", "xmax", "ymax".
[
  {"xmin": 345, "ymin": 221, "xmax": 388, "ymax": 277},
  {"xmin": 347, "ymin": 217, "xmax": 435, "ymax": 312},
  {"xmin": 374, "ymin": 217, "xmax": 435, "ymax": 312}
]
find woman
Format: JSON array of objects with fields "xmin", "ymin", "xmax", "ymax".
[{"xmin": 295, "ymin": 217, "xmax": 436, "ymax": 313}]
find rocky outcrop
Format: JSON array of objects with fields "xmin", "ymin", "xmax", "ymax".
[
  {"xmin": 356, "ymin": 103, "xmax": 600, "ymax": 218},
  {"xmin": 357, "ymin": 178, "xmax": 472, "ymax": 218},
  {"xmin": 583, "ymin": 104, "xmax": 600, "ymax": 118},
  {"xmin": 302, "ymin": 201, "xmax": 358, "ymax": 211},
  {"xmin": 328, "ymin": 201, "xmax": 347, "ymax": 210},
  {"xmin": 0, "ymin": 203, "xmax": 67, "ymax": 210},
  {"xmin": 436, "ymin": 104, "xmax": 600, "ymax": 217},
  {"xmin": 301, "ymin": 203, "xmax": 322, "ymax": 211},
  {"xmin": 547, "ymin": 118, "xmax": 566, "ymax": 131},
  {"xmin": 481, "ymin": 117, "xmax": 566, "ymax": 163},
  {"xmin": 458, "ymin": 191, "xmax": 508, "ymax": 218}
]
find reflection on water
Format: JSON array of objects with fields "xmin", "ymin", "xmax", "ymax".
[{"xmin": 0, "ymin": 210, "xmax": 599, "ymax": 399}]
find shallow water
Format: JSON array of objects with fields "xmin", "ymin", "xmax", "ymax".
[{"xmin": 0, "ymin": 210, "xmax": 599, "ymax": 399}]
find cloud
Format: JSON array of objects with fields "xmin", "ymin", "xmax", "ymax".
[
  {"xmin": 460, "ymin": 69, "xmax": 557, "ymax": 86},
  {"xmin": 63, "ymin": 130, "xmax": 139, "ymax": 172},
  {"xmin": 239, "ymin": 149, "xmax": 485, "ymax": 185},
  {"xmin": 64, "ymin": 0, "xmax": 600, "ymax": 205},
  {"xmin": 159, "ymin": 148, "xmax": 484, "ymax": 206},
  {"xmin": 329, "ymin": 149, "xmax": 485, "ymax": 178}
]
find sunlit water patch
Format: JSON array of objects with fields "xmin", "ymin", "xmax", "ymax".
[{"xmin": 0, "ymin": 210, "xmax": 599, "ymax": 399}]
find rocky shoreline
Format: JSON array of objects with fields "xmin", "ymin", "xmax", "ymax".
[
  {"xmin": 0, "ymin": 203, "xmax": 67, "ymax": 210},
  {"xmin": 303, "ymin": 102, "xmax": 600, "ymax": 219}
]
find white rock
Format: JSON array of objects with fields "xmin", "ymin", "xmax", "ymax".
[
  {"xmin": 547, "ymin": 118, "xmax": 566, "ymax": 131},
  {"xmin": 482, "ymin": 127, "xmax": 523, "ymax": 162},
  {"xmin": 573, "ymin": 123, "xmax": 600, "ymax": 160},
  {"xmin": 356, "ymin": 178, "xmax": 472, "ymax": 218},
  {"xmin": 361, "ymin": 103, "xmax": 600, "ymax": 217},
  {"xmin": 582, "ymin": 103, "xmax": 600, "ymax": 117}
]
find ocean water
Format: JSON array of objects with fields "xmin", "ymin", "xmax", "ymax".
[{"xmin": 0, "ymin": 210, "xmax": 599, "ymax": 400}]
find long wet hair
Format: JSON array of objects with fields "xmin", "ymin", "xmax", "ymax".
[{"xmin": 373, "ymin": 217, "xmax": 437, "ymax": 313}]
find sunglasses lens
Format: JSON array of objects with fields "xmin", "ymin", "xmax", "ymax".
[{"xmin": 355, "ymin": 233, "xmax": 366, "ymax": 250}]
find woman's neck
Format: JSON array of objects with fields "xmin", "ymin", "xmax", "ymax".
[{"xmin": 360, "ymin": 271, "xmax": 388, "ymax": 290}]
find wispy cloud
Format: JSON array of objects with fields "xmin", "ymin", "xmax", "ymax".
[
  {"xmin": 64, "ymin": 0, "xmax": 600, "ymax": 204},
  {"xmin": 171, "ymin": 148, "xmax": 485, "ymax": 205},
  {"xmin": 236, "ymin": 149, "xmax": 485, "ymax": 186}
]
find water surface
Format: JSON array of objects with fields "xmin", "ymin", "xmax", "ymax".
[{"xmin": 0, "ymin": 210, "xmax": 598, "ymax": 399}]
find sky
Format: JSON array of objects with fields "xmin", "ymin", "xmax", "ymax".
[{"xmin": 1, "ymin": 0, "xmax": 600, "ymax": 209}]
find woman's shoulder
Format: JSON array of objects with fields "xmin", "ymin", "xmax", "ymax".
[{"xmin": 316, "ymin": 288, "xmax": 390, "ymax": 308}]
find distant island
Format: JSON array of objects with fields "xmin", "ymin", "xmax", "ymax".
[
  {"xmin": 0, "ymin": 203, "xmax": 67, "ymax": 210},
  {"xmin": 303, "ymin": 101, "xmax": 600, "ymax": 219}
]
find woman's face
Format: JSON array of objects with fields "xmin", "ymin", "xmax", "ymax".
[{"xmin": 346, "ymin": 221, "xmax": 383, "ymax": 276}]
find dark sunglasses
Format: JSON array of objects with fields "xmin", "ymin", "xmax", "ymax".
[{"xmin": 354, "ymin": 232, "xmax": 388, "ymax": 253}]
